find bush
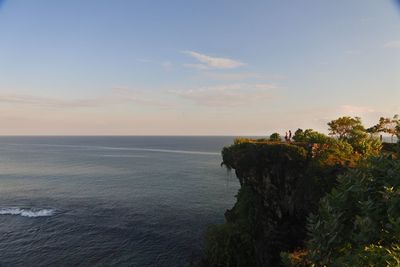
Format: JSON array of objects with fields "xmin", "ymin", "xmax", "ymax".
[
  {"xmin": 347, "ymin": 129, "xmax": 382, "ymax": 157},
  {"xmin": 233, "ymin": 137, "xmax": 254, "ymax": 145},
  {"xmin": 269, "ymin": 132, "xmax": 281, "ymax": 142},
  {"xmin": 200, "ymin": 186, "xmax": 258, "ymax": 267},
  {"xmin": 306, "ymin": 156, "xmax": 400, "ymax": 266},
  {"xmin": 292, "ymin": 129, "xmax": 330, "ymax": 143}
]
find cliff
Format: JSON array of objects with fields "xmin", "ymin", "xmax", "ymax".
[
  {"xmin": 193, "ymin": 118, "xmax": 399, "ymax": 267},
  {"xmin": 196, "ymin": 141, "xmax": 353, "ymax": 267}
]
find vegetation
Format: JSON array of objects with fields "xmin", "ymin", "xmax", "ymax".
[
  {"xmin": 368, "ymin": 115, "xmax": 400, "ymax": 143},
  {"xmin": 328, "ymin": 116, "xmax": 382, "ymax": 156},
  {"xmin": 194, "ymin": 115, "xmax": 400, "ymax": 267},
  {"xmin": 292, "ymin": 128, "xmax": 329, "ymax": 143},
  {"xmin": 198, "ymin": 186, "xmax": 258, "ymax": 267},
  {"xmin": 306, "ymin": 155, "xmax": 400, "ymax": 266},
  {"xmin": 327, "ymin": 116, "xmax": 365, "ymax": 140},
  {"xmin": 269, "ymin": 132, "xmax": 281, "ymax": 142},
  {"xmin": 201, "ymin": 142, "xmax": 323, "ymax": 266},
  {"xmin": 284, "ymin": 155, "xmax": 400, "ymax": 266}
]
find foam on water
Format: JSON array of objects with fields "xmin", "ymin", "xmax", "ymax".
[
  {"xmin": 1, "ymin": 143, "xmax": 220, "ymax": 156},
  {"xmin": 0, "ymin": 208, "xmax": 55, "ymax": 217}
]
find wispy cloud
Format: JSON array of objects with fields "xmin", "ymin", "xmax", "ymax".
[
  {"xmin": 111, "ymin": 87, "xmax": 172, "ymax": 107},
  {"xmin": 345, "ymin": 50, "xmax": 361, "ymax": 55},
  {"xmin": 183, "ymin": 63, "xmax": 211, "ymax": 70},
  {"xmin": 201, "ymin": 72, "xmax": 286, "ymax": 82},
  {"xmin": 137, "ymin": 58, "xmax": 173, "ymax": 70},
  {"xmin": 384, "ymin": 40, "xmax": 400, "ymax": 48},
  {"xmin": 170, "ymin": 83, "xmax": 275, "ymax": 107},
  {"xmin": 183, "ymin": 51, "xmax": 246, "ymax": 69},
  {"xmin": 0, "ymin": 93, "xmax": 97, "ymax": 108},
  {"xmin": 202, "ymin": 72, "xmax": 260, "ymax": 81},
  {"xmin": 0, "ymin": 89, "xmax": 171, "ymax": 109},
  {"xmin": 340, "ymin": 105, "xmax": 375, "ymax": 115}
]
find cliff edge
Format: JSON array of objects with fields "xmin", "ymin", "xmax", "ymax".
[{"xmin": 195, "ymin": 140, "xmax": 353, "ymax": 266}]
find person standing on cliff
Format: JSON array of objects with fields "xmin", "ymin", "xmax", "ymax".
[{"xmin": 289, "ymin": 130, "xmax": 292, "ymax": 141}]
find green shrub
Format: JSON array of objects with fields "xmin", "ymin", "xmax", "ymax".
[
  {"xmin": 307, "ymin": 156, "xmax": 400, "ymax": 266},
  {"xmin": 269, "ymin": 132, "xmax": 281, "ymax": 142},
  {"xmin": 233, "ymin": 137, "xmax": 254, "ymax": 145},
  {"xmin": 347, "ymin": 129, "xmax": 382, "ymax": 157},
  {"xmin": 201, "ymin": 186, "xmax": 258, "ymax": 267},
  {"xmin": 292, "ymin": 129, "xmax": 330, "ymax": 143}
]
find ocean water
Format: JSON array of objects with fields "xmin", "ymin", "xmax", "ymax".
[{"xmin": 0, "ymin": 136, "xmax": 240, "ymax": 266}]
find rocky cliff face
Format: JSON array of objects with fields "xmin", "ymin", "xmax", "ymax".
[
  {"xmin": 225, "ymin": 143, "xmax": 313, "ymax": 265},
  {"xmin": 197, "ymin": 142, "xmax": 348, "ymax": 267}
]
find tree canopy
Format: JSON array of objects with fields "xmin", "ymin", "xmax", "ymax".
[
  {"xmin": 327, "ymin": 116, "xmax": 365, "ymax": 140},
  {"xmin": 306, "ymin": 156, "xmax": 400, "ymax": 266},
  {"xmin": 368, "ymin": 115, "xmax": 400, "ymax": 143},
  {"xmin": 269, "ymin": 132, "xmax": 281, "ymax": 142}
]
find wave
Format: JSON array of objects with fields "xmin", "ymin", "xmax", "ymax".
[
  {"xmin": 2, "ymin": 143, "xmax": 220, "ymax": 156},
  {"xmin": 101, "ymin": 154, "xmax": 148, "ymax": 158},
  {"xmin": 105, "ymin": 147, "xmax": 220, "ymax": 156},
  {"xmin": 0, "ymin": 208, "xmax": 55, "ymax": 217}
]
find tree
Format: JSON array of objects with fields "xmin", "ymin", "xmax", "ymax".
[
  {"xmin": 368, "ymin": 115, "xmax": 400, "ymax": 143},
  {"xmin": 269, "ymin": 132, "xmax": 281, "ymax": 142},
  {"xmin": 327, "ymin": 116, "xmax": 365, "ymax": 140},
  {"xmin": 292, "ymin": 128, "xmax": 330, "ymax": 143},
  {"xmin": 397, "ymin": 124, "xmax": 400, "ymax": 144},
  {"xmin": 347, "ymin": 129, "xmax": 381, "ymax": 157}
]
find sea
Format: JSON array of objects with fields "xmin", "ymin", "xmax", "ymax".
[{"xmin": 0, "ymin": 136, "xmax": 240, "ymax": 266}]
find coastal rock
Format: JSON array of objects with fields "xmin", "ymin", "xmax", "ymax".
[{"xmin": 200, "ymin": 142, "xmax": 348, "ymax": 266}]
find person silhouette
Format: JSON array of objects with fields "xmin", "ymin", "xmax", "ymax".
[{"xmin": 289, "ymin": 130, "xmax": 292, "ymax": 141}]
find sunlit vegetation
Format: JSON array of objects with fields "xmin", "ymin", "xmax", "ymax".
[
  {"xmin": 193, "ymin": 116, "xmax": 400, "ymax": 267},
  {"xmin": 368, "ymin": 115, "xmax": 400, "ymax": 143}
]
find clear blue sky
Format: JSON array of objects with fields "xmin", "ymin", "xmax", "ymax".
[{"xmin": 0, "ymin": 0, "xmax": 399, "ymax": 135}]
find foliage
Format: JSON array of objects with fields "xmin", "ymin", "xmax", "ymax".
[
  {"xmin": 328, "ymin": 116, "xmax": 365, "ymax": 140},
  {"xmin": 233, "ymin": 137, "xmax": 271, "ymax": 145},
  {"xmin": 197, "ymin": 186, "xmax": 258, "ymax": 267},
  {"xmin": 269, "ymin": 132, "xmax": 281, "ymax": 142},
  {"xmin": 397, "ymin": 122, "xmax": 400, "ymax": 140},
  {"xmin": 327, "ymin": 117, "xmax": 382, "ymax": 157},
  {"xmin": 281, "ymin": 249, "xmax": 310, "ymax": 267},
  {"xmin": 222, "ymin": 142, "xmax": 308, "ymax": 174},
  {"xmin": 219, "ymin": 142, "xmax": 352, "ymax": 266},
  {"xmin": 233, "ymin": 137, "xmax": 254, "ymax": 145},
  {"xmin": 292, "ymin": 128, "xmax": 356, "ymax": 166},
  {"xmin": 196, "ymin": 116, "xmax": 397, "ymax": 267},
  {"xmin": 368, "ymin": 115, "xmax": 400, "ymax": 143},
  {"xmin": 306, "ymin": 156, "xmax": 400, "ymax": 266},
  {"xmin": 293, "ymin": 129, "xmax": 330, "ymax": 143},
  {"xmin": 347, "ymin": 129, "xmax": 382, "ymax": 157}
]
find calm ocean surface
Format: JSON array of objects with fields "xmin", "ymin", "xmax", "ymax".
[{"xmin": 0, "ymin": 136, "xmax": 240, "ymax": 266}]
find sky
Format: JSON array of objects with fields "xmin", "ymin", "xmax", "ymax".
[{"xmin": 0, "ymin": 0, "xmax": 399, "ymax": 135}]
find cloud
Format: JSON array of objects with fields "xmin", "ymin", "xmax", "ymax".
[
  {"xmin": 160, "ymin": 61, "xmax": 173, "ymax": 69},
  {"xmin": 137, "ymin": 59, "xmax": 173, "ymax": 70},
  {"xmin": 111, "ymin": 87, "xmax": 172, "ymax": 107},
  {"xmin": 183, "ymin": 51, "xmax": 246, "ymax": 69},
  {"xmin": 384, "ymin": 40, "xmax": 400, "ymax": 48},
  {"xmin": 203, "ymin": 72, "xmax": 260, "ymax": 81},
  {"xmin": 0, "ymin": 89, "xmax": 171, "ymax": 109},
  {"xmin": 202, "ymin": 72, "xmax": 286, "ymax": 81},
  {"xmin": 183, "ymin": 63, "xmax": 211, "ymax": 70},
  {"xmin": 340, "ymin": 105, "xmax": 375, "ymax": 115},
  {"xmin": 345, "ymin": 50, "xmax": 361, "ymax": 55},
  {"xmin": 0, "ymin": 93, "xmax": 97, "ymax": 108},
  {"xmin": 170, "ymin": 83, "xmax": 275, "ymax": 107}
]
